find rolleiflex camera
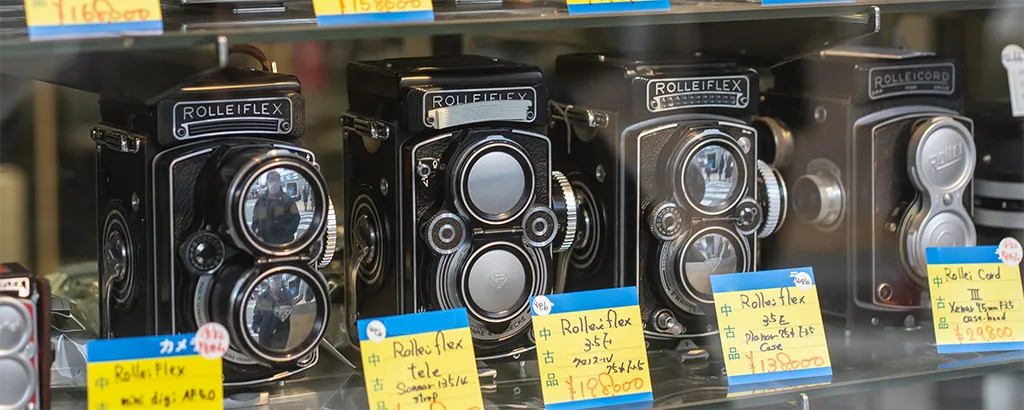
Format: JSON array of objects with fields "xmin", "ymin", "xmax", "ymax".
[
  {"xmin": 94, "ymin": 50, "xmax": 335, "ymax": 386},
  {"xmin": 343, "ymin": 56, "xmax": 577, "ymax": 362},
  {"xmin": 0, "ymin": 263, "xmax": 50, "ymax": 410},
  {"xmin": 550, "ymin": 54, "xmax": 786, "ymax": 346},
  {"xmin": 757, "ymin": 48, "xmax": 976, "ymax": 329},
  {"xmin": 971, "ymin": 103, "xmax": 1023, "ymax": 245}
]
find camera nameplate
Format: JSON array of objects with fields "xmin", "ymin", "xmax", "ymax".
[
  {"xmin": 172, "ymin": 97, "xmax": 294, "ymax": 140},
  {"xmin": 868, "ymin": 63, "xmax": 956, "ymax": 100},
  {"xmin": 647, "ymin": 76, "xmax": 751, "ymax": 113},
  {"xmin": 422, "ymin": 87, "xmax": 538, "ymax": 128}
]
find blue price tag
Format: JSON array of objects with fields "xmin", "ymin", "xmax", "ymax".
[
  {"xmin": 566, "ymin": 0, "xmax": 670, "ymax": 15},
  {"xmin": 762, "ymin": 0, "xmax": 855, "ymax": 5}
]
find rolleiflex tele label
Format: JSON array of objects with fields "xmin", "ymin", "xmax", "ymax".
[{"xmin": 868, "ymin": 63, "xmax": 955, "ymax": 100}]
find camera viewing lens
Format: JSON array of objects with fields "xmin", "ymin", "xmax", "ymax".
[
  {"xmin": 467, "ymin": 151, "xmax": 528, "ymax": 217},
  {"xmin": 682, "ymin": 232, "xmax": 740, "ymax": 295},
  {"xmin": 244, "ymin": 273, "xmax": 320, "ymax": 353},
  {"xmin": 243, "ymin": 167, "xmax": 318, "ymax": 247},
  {"xmin": 684, "ymin": 145, "xmax": 741, "ymax": 214}
]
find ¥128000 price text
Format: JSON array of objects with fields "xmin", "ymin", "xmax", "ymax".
[
  {"xmin": 745, "ymin": 351, "xmax": 826, "ymax": 374},
  {"xmin": 50, "ymin": 0, "xmax": 154, "ymax": 25}
]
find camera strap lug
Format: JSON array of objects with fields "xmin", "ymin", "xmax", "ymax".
[
  {"xmin": 550, "ymin": 102, "xmax": 612, "ymax": 149},
  {"xmin": 91, "ymin": 125, "xmax": 143, "ymax": 153},
  {"xmin": 342, "ymin": 114, "xmax": 393, "ymax": 141}
]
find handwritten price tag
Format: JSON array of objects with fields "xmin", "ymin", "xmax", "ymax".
[
  {"xmin": 23, "ymin": 0, "xmax": 162, "ymax": 39},
  {"xmin": 358, "ymin": 308, "xmax": 483, "ymax": 410},
  {"xmin": 312, "ymin": 0, "xmax": 434, "ymax": 25},
  {"xmin": 710, "ymin": 267, "xmax": 833, "ymax": 385},
  {"xmin": 87, "ymin": 328, "xmax": 224, "ymax": 410},
  {"xmin": 565, "ymin": 0, "xmax": 669, "ymax": 15},
  {"xmin": 926, "ymin": 241, "xmax": 1024, "ymax": 354},
  {"xmin": 529, "ymin": 287, "xmax": 653, "ymax": 410}
]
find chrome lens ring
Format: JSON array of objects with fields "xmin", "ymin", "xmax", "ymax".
[
  {"xmin": 459, "ymin": 241, "xmax": 539, "ymax": 324},
  {"xmin": 231, "ymin": 265, "xmax": 330, "ymax": 365},
  {"xmin": 228, "ymin": 149, "xmax": 328, "ymax": 257},
  {"xmin": 193, "ymin": 274, "xmax": 258, "ymax": 366},
  {"xmin": 675, "ymin": 133, "xmax": 748, "ymax": 216},
  {"xmin": 569, "ymin": 181, "xmax": 603, "ymax": 270},
  {"xmin": 678, "ymin": 226, "xmax": 750, "ymax": 304},
  {"xmin": 452, "ymin": 137, "xmax": 536, "ymax": 225},
  {"xmin": 351, "ymin": 194, "xmax": 385, "ymax": 284}
]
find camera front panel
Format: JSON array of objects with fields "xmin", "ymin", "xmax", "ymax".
[{"xmin": 629, "ymin": 117, "xmax": 760, "ymax": 340}]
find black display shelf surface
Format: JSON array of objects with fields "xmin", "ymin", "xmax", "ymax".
[
  {"xmin": 48, "ymin": 325, "xmax": 1024, "ymax": 409},
  {"xmin": 0, "ymin": 0, "xmax": 1018, "ymax": 58}
]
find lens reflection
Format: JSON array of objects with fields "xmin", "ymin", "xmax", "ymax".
[
  {"xmin": 245, "ymin": 273, "xmax": 319, "ymax": 352},
  {"xmin": 466, "ymin": 151, "xmax": 528, "ymax": 219},
  {"xmin": 684, "ymin": 145, "xmax": 740, "ymax": 213},
  {"xmin": 243, "ymin": 168, "xmax": 316, "ymax": 246},
  {"xmin": 682, "ymin": 233, "xmax": 739, "ymax": 295}
]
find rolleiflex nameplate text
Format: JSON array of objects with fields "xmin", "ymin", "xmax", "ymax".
[
  {"xmin": 172, "ymin": 97, "xmax": 295, "ymax": 140},
  {"xmin": 422, "ymin": 87, "xmax": 538, "ymax": 128},
  {"xmin": 868, "ymin": 63, "xmax": 955, "ymax": 100},
  {"xmin": 647, "ymin": 76, "xmax": 751, "ymax": 113}
]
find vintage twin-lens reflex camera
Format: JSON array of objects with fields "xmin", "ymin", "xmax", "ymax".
[
  {"xmin": 757, "ymin": 48, "xmax": 977, "ymax": 329},
  {"xmin": 94, "ymin": 52, "xmax": 336, "ymax": 385},
  {"xmin": 550, "ymin": 54, "xmax": 786, "ymax": 346},
  {"xmin": 0, "ymin": 263, "xmax": 50, "ymax": 410},
  {"xmin": 343, "ymin": 56, "xmax": 577, "ymax": 361}
]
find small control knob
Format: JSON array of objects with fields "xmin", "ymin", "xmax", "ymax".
[
  {"xmin": 180, "ymin": 231, "xmax": 225, "ymax": 274},
  {"xmin": 648, "ymin": 202, "xmax": 685, "ymax": 241},
  {"xmin": 522, "ymin": 206, "xmax": 559, "ymax": 248},
  {"xmin": 793, "ymin": 171, "xmax": 843, "ymax": 227},
  {"xmin": 425, "ymin": 212, "xmax": 467, "ymax": 255},
  {"xmin": 756, "ymin": 160, "xmax": 788, "ymax": 238},
  {"xmin": 653, "ymin": 310, "xmax": 684, "ymax": 336},
  {"xmin": 551, "ymin": 171, "xmax": 578, "ymax": 253}
]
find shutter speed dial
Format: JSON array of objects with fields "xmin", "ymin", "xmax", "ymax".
[
  {"xmin": 649, "ymin": 202, "xmax": 685, "ymax": 241},
  {"xmin": 180, "ymin": 231, "xmax": 225, "ymax": 275}
]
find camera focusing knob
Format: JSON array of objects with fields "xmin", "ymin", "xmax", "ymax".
[
  {"xmin": 180, "ymin": 231, "xmax": 225, "ymax": 275},
  {"xmin": 648, "ymin": 201, "xmax": 685, "ymax": 241},
  {"xmin": 793, "ymin": 171, "xmax": 843, "ymax": 227},
  {"xmin": 551, "ymin": 171, "xmax": 578, "ymax": 252},
  {"xmin": 425, "ymin": 212, "xmax": 468, "ymax": 255},
  {"xmin": 756, "ymin": 160, "xmax": 788, "ymax": 238},
  {"xmin": 311, "ymin": 199, "xmax": 338, "ymax": 270}
]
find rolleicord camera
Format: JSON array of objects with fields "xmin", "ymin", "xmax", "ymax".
[
  {"xmin": 343, "ymin": 56, "xmax": 577, "ymax": 362},
  {"xmin": 550, "ymin": 54, "xmax": 786, "ymax": 346},
  {"xmin": 757, "ymin": 48, "xmax": 976, "ymax": 329},
  {"xmin": 971, "ymin": 103, "xmax": 1023, "ymax": 245},
  {"xmin": 94, "ymin": 51, "xmax": 336, "ymax": 385},
  {"xmin": 0, "ymin": 263, "xmax": 50, "ymax": 410}
]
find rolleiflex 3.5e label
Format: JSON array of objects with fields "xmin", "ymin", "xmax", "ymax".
[
  {"xmin": 422, "ymin": 87, "xmax": 537, "ymax": 129},
  {"xmin": 172, "ymin": 97, "xmax": 294, "ymax": 140},
  {"xmin": 868, "ymin": 63, "xmax": 955, "ymax": 100},
  {"xmin": 647, "ymin": 76, "xmax": 751, "ymax": 113}
]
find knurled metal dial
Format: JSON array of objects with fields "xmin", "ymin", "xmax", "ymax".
[
  {"xmin": 757, "ymin": 160, "xmax": 787, "ymax": 238},
  {"xmin": 316, "ymin": 199, "xmax": 338, "ymax": 269},
  {"xmin": 551, "ymin": 171, "xmax": 578, "ymax": 253}
]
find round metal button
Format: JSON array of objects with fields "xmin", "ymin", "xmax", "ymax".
[
  {"xmin": 0, "ymin": 298, "xmax": 30, "ymax": 354},
  {"xmin": 466, "ymin": 249, "xmax": 528, "ymax": 316}
]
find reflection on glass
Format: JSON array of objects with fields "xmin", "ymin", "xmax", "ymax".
[
  {"xmin": 245, "ymin": 273, "xmax": 319, "ymax": 352},
  {"xmin": 243, "ymin": 168, "xmax": 316, "ymax": 246},
  {"xmin": 683, "ymin": 233, "xmax": 739, "ymax": 295},
  {"xmin": 684, "ymin": 145, "xmax": 740, "ymax": 213}
]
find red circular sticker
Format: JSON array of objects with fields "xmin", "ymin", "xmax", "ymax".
[{"xmin": 196, "ymin": 322, "xmax": 230, "ymax": 359}]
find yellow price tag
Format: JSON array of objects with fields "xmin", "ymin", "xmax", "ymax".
[
  {"xmin": 710, "ymin": 267, "xmax": 832, "ymax": 385},
  {"xmin": 87, "ymin": 332, "xmax": 224, "ymax": 410},
  {"xmin": 926, "ymin": 241, "xmax": 1024, "ymax": 354},
  {"xmin": 23, "ymin": 0, "xmax": 162, "ymax": 38},
  {"xmin": 358, "ymin": 309, "xmax": 483, "ymax": 410},
  {"xmin": 312, "ymin": 0, "xmax": 434, "ymax": 24},
  {"xmin": 529, "ymin": 288, "xmax": 653, "ymax": 410}
]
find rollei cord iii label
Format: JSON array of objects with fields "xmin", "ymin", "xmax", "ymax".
[
  {"xmin": 868, "ymin": 63, "xmax": 955, "ymax": 100},
  {"xmin": 422, "ymin": 87, "xmax": 537, "ymax": 128},
  {"xmin": 647, "ymin": 76, "xmax": 750, "ymax": 113},
  {"xmin": 172, "ymin": 97, "xmax": 293, "ymax": 140}
]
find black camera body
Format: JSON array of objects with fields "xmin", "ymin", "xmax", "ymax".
[
  {"xmin": 970, "ymin": 103, "xmax": 1023, "ymax": 245},
  {"xmin": 0, "ymin": 263, "xmax": 50, "ymax": 410},
  {"xmin": 344, "ymin": 56, "xmax": 576, "ymax": 361},
  {"xmin": 758, "ymin": 49, "xmax": 976, "ymax": 329},
  {"xmin": 95, "ymin": 66, "xmax": 334, "ymax": 386},
  {"xmin": 551, "ymin": 54, "xmax": 782, "ymax": 344}
]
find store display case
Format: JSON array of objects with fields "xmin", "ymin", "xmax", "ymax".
[{"xmin": 1, "ymin": 1, "xmax": 1022, "ymax": 409}]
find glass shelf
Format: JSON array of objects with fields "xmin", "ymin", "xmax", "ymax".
[
  {"xmin": 0, "ymin": 0, "xmax": 1017, "ymax": 58},
  {"xmin": 47, "ymin": 324, "xmax": 1024, "ymax": 409}
]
